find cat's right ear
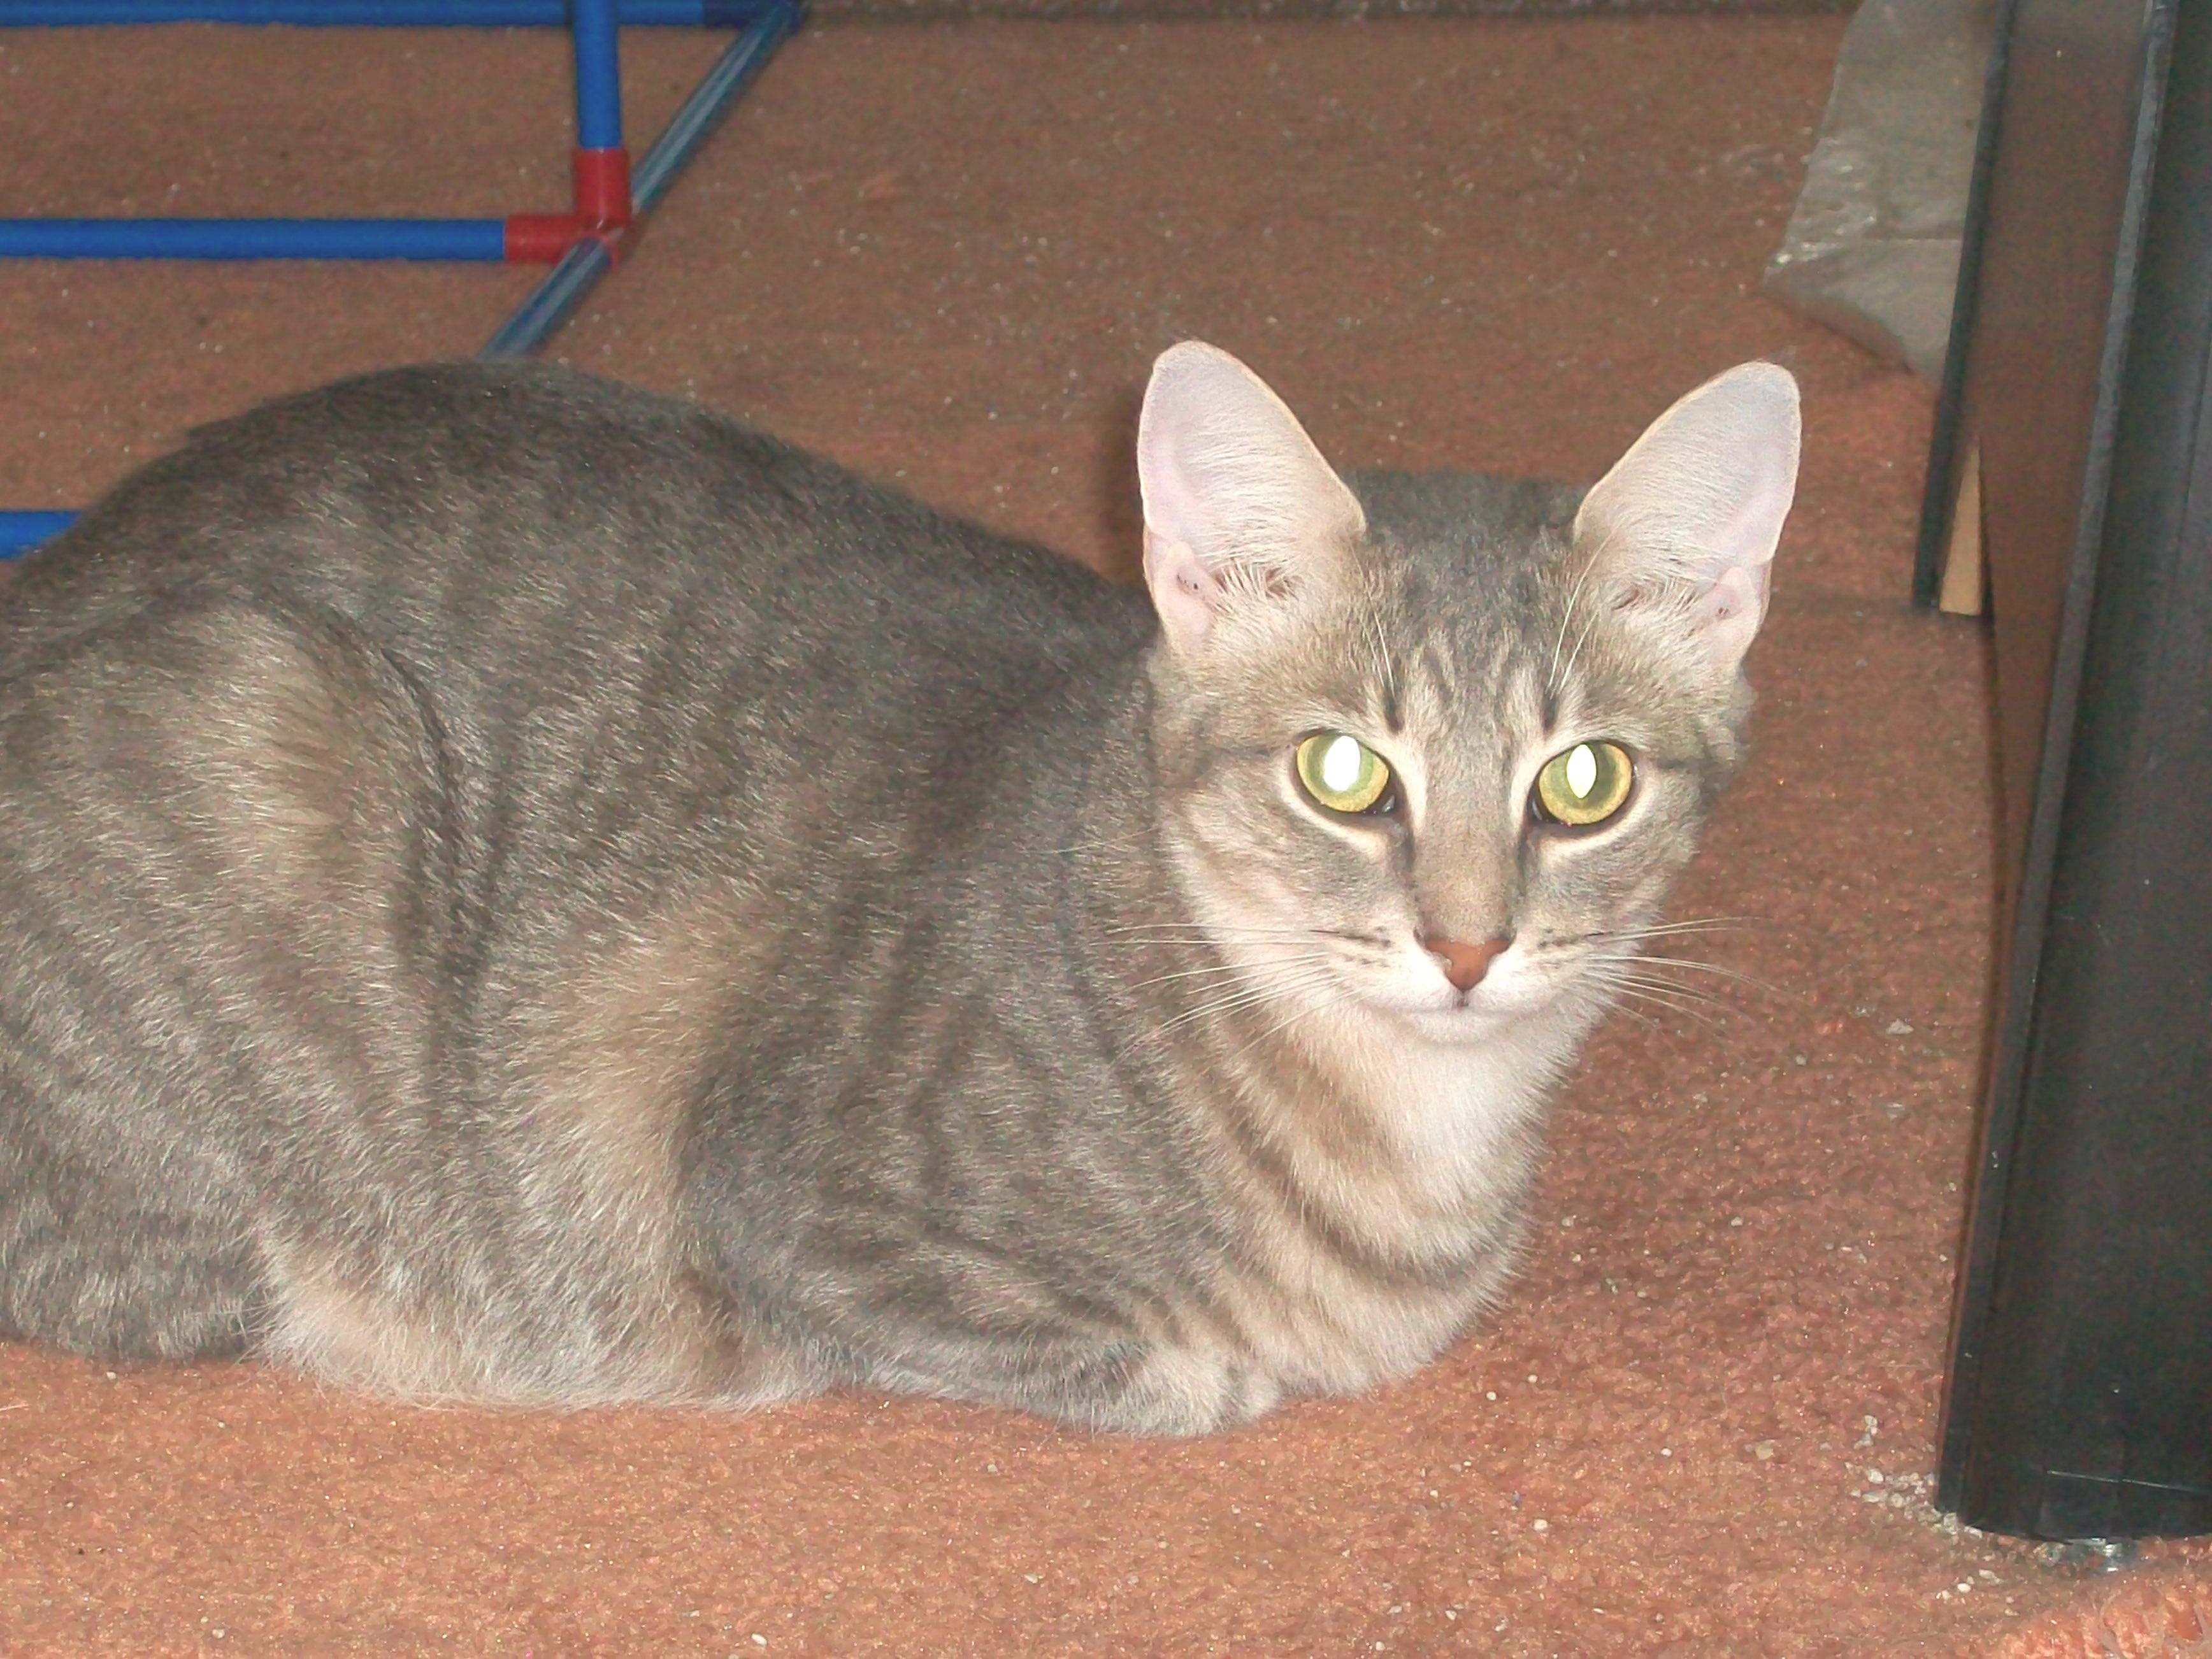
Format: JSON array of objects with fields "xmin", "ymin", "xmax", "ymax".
[{"xmin": 1137, "ymin": 341, "xmax": 1367, "ymax": 656}]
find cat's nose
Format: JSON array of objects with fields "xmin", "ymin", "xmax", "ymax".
[{"xmin": 1423, "ymin": 933, "xmax": 1512, "ymax": 993}]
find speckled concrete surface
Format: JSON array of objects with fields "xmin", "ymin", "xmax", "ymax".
[{"xmin": 0, "ymin": 17, "xmax": 2204, "ymax": 1658}]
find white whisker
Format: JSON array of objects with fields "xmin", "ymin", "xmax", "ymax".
[
  {"xmin": 1593, "ymin": 915, "xmax": 1762, "ymax": 940},
  {"xmin": 1597, "ymin": 968, "xmax": 1731, "ymax": 1012},
  {"xmin": 1367, "ymin": 602, "xmax": 1399, "ymax": 715},
  {"xmin": 1126, "ymin": 954, "xmax": 1337, "ymax": 995},
  {"xmin": 1105, "ymin": 923, "xmax": 1320, "ymax": 940},
  {"xmin": 1151, "ymin": 966, "xmax": 1343, "ymax": 1039},
  {"xmin": 1234, "ymin": 985, "xmax": 1356, "ymax": 1058},
  {"xmin": 1600, "ymin": 982, "xmax": 1728, "ymax": 1031},
  {"xmin": 1546, "ymin": 535, "xmax": 1607, "ymax": 696},
  {"xmin": 1550, "ymin": 521, "xmax": 1635, "ymax": 700}
]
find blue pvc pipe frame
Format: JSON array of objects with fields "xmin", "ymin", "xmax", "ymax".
[
  {"xmin": 0, "ymin": 0, "xmax": 627, "ymax": 263},
  {"xmin": 4, "ymin": 4, "xmax": 780, "ymax": 24},
  {"xmin": 0, "ymin": 0, "xmax": 801, "ymax": 556},
  {"xmin": 482, "ymin": 6, "xmax": 792, "ymax": 359},
  {"xmin": 0, "ymin": 219, "xmax": 510, "ymax": 261}
]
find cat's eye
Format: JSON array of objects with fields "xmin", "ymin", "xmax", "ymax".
[
  {"xmin": 1295, "ymin": 731, "xmax": 1394, "ymax": 815},
  {"xmin": 1533, "ymin": 740, "xmax": 1634, "ymax": 827}
]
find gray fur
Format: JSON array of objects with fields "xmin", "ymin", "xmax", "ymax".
[{"xmin": 0, "ymin": 355, "xmax": 1786, "ymax": 1433}]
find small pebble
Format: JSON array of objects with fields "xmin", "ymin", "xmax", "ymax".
[{"xmin": 1885, "ymin": 1019, "xmax": 1914, "ymax": 1035}]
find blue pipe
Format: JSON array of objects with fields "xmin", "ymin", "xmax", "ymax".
[
  {"xmin": 0, "ymin": 514, "xmax": 76, "ymax": 555},
  {"xmin": 480, "ymin": 237, "xmax": 614, "ymax": 361},
  {"xmin": 0, "ymin": 219, "xmax": 508, "ymax": 260},
  {"xmin": 481, "ymin": 0, "xmax": 796, "ymax": 358},
  {"xmin": 570, "ymin": 0, "xmax": 623, "ymax": 150},
  {"xmin": 1, "ymin": 0, "xmax": 633, "ymax": 262},
  {"xmin": 0, "ymin": 0, "xmax": 801, "ymax": 553},
  {"xmin": 1, "ymin": 2, "xmax": 776, "ymax": 23},
  {"xmin": 629, "ymin": 0, "xmax": 795, "ymax": 213}
]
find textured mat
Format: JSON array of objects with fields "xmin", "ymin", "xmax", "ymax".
[{"xmin": 0, "ymin": 16, "xmax": 2205, "ymax": 1656}]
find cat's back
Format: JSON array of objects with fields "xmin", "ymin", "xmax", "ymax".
[{"xmin": 0, "ymin": 363, "xmax": 1147, "ymax": 706}]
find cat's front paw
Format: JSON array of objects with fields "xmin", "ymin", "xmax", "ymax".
[{"xmin": 1091, "ymin": 1344, "xmax": 1282, "ymax": 1437}]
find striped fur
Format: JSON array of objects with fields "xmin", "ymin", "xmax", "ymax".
[{"xmin": 0, "ymin": 349, "xmax": 1793, "ymax": 1432}]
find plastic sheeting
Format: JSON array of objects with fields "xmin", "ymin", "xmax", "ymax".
[{"xmin": 1765, "ymin": 0, "xmax": 1995, "ymax": 380}]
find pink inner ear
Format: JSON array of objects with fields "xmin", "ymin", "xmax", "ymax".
[
  {"xmin": 1708, "ymin": 466, "xmax": 1795, "ymax": 581},
  {"xmin": 1698, "ymin": 562, "xmax": 1769, "ymax": 666},
  {"xmin": 1144, "ymin": 529, "xmax": 1222, "ymax": 653}
]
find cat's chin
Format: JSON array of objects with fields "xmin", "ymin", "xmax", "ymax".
[{"xmin": 1374, "ymin": 996, "xmax": 1556, "ymax": 1048}]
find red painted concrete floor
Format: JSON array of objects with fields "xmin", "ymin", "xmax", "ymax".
[{"xmin": 2, "ymin": 17, "xmax": 2208, "ymax": 1658}]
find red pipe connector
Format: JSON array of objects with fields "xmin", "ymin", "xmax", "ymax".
[
  {"xmin": 503, "ymin": 146, "xmax": 635, "ymax": 263},
  {"xmin": 571, "ymin": 147, "xmax": 631, "ymax": 228}
]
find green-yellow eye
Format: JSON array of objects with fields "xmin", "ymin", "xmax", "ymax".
[
  {"xmin": 1295, "ymin": 731, "xmax": 1393, "ymax": 815},
  {"xmin": 1534, "ymin": 740, "xmax": 1634, "ymax": 826}
]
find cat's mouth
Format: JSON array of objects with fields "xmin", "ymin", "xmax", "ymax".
[
  {"xmin": 1179, "ymin": 923, "xmax": 1559, "ymax": 1044},
  {"xmin": 1350, "ymin": 945, "xmax": 1560, "ymax": 1035}
]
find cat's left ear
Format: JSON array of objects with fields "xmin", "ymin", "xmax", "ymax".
[
  {"xmin": 1137, "ymin": 341, "xmax": 1367, "ymax": 656},
  {"xmin": 1572, "ymin": 362, "xmax": 1800, "ymax": 676}
]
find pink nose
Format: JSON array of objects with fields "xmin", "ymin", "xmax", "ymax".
[{"xmin": 1423, "ymin": 934, "xmax": 1511, "ymax": 993}]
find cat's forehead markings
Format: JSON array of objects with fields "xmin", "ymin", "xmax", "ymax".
[
  {"xmin": 1358, "ymin": 598, "xmax": 1405, "ymax": 736},
  {"xmin": 1484, "ymin": 655, "xmax": 1548, "ymax": 768},
  {"xmin": 1535, "ymin": 647, "xmax": 1582, "ymax": 740},
  {"xmin": 1391, "ymin": 641, "xmax": 1465, "ymax": 747},
  {"xmin": 1414, "ymin": 640, "xmax": 1453, "ymax": 705},
  {"xmin": 1377, "ymin": 671, "xmax": 1404, "ymax": 736},
  {"xmin": 1413, "ymin": 631, "xmax": 1525, "ymax": 730}
]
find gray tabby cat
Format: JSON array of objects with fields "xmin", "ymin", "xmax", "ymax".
[{"xmin": 0, "ymin": 343, "xmax": 1797, "ymax": 1433}]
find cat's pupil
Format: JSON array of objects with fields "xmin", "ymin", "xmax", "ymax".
[
  {"xmin": 1566, "ymin": 743, "xmax": 1598, "ymax": 799},
  {"xmin": 1320, "ymin": 735, "xmax": 1365, "ymax": 793}
]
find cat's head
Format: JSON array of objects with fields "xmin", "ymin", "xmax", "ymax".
[{"xmin": 1133, "ymin": 341, "xmax": 1798, "ymax": 1048}]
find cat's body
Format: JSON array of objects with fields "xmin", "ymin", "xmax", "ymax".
[{"xmin": 0, "ymin": 347, "xmax": 1797, "ymax": 1433}]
